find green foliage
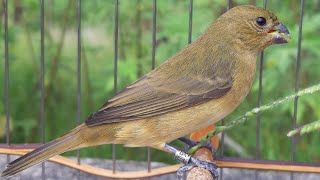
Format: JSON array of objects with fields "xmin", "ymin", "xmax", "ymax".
[
  {"xmin": 0, "ymin": 0, "xmax": 319, "ymax": 164},
  {"xmin": 288, "ymin": 120, "xmax": 320, "ymax": 137}
]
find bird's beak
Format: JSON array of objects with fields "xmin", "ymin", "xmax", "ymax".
[{"xmin": 269, "ymin": 22, "xmax": 290, "ymax": 44}]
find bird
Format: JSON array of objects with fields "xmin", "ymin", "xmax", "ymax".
[{"xmin": 1, "ymin": 5, "xmax": 290, "ymax": 177}]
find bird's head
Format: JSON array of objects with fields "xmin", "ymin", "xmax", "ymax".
[{"xmin": 212, "ymin": 5, "xmax": 290, "ymax": 53}]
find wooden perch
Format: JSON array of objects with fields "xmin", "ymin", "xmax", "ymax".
[
  {"xmin": 0, "ymin": 147, "xmax": 180, "ymax": 179},
  {"xmin": 1, "ymin": 146, "xmax": 320, "ymax": 179},
  {"xmin": 186, "ymin": 148, "xmax": 215, "ymax": 180}
]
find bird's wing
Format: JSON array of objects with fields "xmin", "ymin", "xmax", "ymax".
[{"xmin": 85, "ymin": 63, "xmax": 234, "ymax": 126}]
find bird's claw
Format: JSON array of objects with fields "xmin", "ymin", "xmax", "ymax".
[
  {"xmin": 201, "ymin": 141, "xmax": 217, "ymax": 157},
  {"xmin": 177, "ymin": 157, "xmax": 219, "ymax": 180},
  {"xmin": 166, "ymin": 143, "xmax": 219, "ymax": 179},
  {"xmin": 177, "ymin": 164, "xmax": 193, "ymax": 180}
]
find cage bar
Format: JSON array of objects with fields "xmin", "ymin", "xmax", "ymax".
[
  {"xmin": 292, "ymin": 0, "xmax": 305, "ymax": 162},
  {"xmin": 291, "ymin": 0, "xmax": 305, "ymax": 179},
  {"xmin": 147, "ymin": 0, "xmax": 157, "ymax": 173},
  {"xmin": 151, "ymin": 0, "xmax": 156, "ymax": 70},
  {"xmin": 40, "ymin": 0, "xmax": 46, "ymax": 179},
  {"xmin": 76, "ymin": 1, "xmax": 82, "ymax": 179},
  {"xmin": 220, "ymin": 1, "xmax": 231, "ymax": 179},
  {"xmin": 256, "ymin": 0, "xmax": 267, "ymax": 162},
  {"xmin": 4, "ymin": 0, "xmax": 10, "ymax": 165},
  {"xmin": 188, "ymin": 0, "xmax": 193, "ymax": 45},
  {"xmin": 76, "ymin": 0, "xmax": 82, "ymax": 166},
  {"xmin": 112, "ymin": 0, "xmax": 119, "ymax": 174},
  {"xmin": 254, "ymin": 1, "xmax": 268, "ymax": 180}
]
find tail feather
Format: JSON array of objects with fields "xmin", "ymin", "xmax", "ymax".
[{"xmin": 1, "ymin": 127, "xmax": 82, "ymax": 177}]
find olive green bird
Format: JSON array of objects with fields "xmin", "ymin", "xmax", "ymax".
[{"xmin": 1, "ymin": 5, "xmax": 290, "ymax": 177}]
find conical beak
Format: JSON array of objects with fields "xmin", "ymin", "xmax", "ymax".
[{"xmin": 270, "ymin": 22, "xmax": 291, "ymax": 44}]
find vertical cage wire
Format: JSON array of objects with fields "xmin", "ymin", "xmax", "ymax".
[
  {"xmin": 255, "ymin": 2, "xmax": 268, "ymax": 180},
  {"xmin": 147, "ymin": 0, "xmax": 157, "ymax": 173},
  {"xmin": 185, "ymin": 0, "xmax": 193, "ymax": 154},
  {"xmin": 151, "ymin": 0, "xmax": 156, "ymax": 71},
  {"xmin": 4, "ymin": 0, "xmax": 10, "ymax": 163},
  {"xmin": 256, "ymin": 0, "xmax": 267, "ymax": 162},
  {"xmin": 292, "ymin": 0, "xmax": 305, "ymax": 162},
  {"xmin": 220, "ymin": 1, "xmax": 231, "ymax": 179},
  {"xmin": 188, "ymin": 0, "xmax": 193, "ymax": 45},
  {"xmin": 76, "ymin": 1, "xmax": 82, "ymax": 179},
  {"xmin": 76, "ymin": 0, "xmax": 82, "ymax": 166},
  {"xmin": 112, "ymin": 0, "xmax": 119, "ymax": 174},
  {"xmin": 291, "ymin": 0, "xmax": 305, "ymax": 179},
  {"xmin": 40, "ymin": 0, "xmax": 46, "ymax": 179}
]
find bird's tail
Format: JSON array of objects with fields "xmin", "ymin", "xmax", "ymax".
[{"xmin": 1, "ymin": 124, "xmax": 85, "ymax": 177}]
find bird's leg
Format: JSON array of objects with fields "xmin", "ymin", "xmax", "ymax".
[
  {"xmin": 178, "ymin": 137, "xmax": 198, "ymax": 147},
  {"xmin": 164, "ymin": 144, "xmax": 218, "ymax": 180},
  {"xmin": 178, "ymin": 137, "xmax": 217, "ymax": 158}
]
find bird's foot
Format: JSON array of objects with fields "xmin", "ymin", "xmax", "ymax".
[
  {"xmin": 164, "ymin": 144, "xmax": 218, "ymax": 180},
  {"xmin": 176, "ymin": 155, "xmax": 218, "ymax": 180}
]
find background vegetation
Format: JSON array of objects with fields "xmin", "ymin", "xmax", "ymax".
[{"xmin": 0, "ymin": 0, "xmax": 319, "ymax": 164}]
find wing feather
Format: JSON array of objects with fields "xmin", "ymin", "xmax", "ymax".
[{"xmin": 85, "ymin": 58, "xmax": 234, "ymax": 126}]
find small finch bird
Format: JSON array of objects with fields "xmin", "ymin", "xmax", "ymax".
[{"xmin": 1, "ymin": 5, "xmax": 290, "ymax": 177}]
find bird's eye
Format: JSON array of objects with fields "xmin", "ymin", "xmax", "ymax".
[{"xmin": 256, "ymin": 17, "xmax": 266, "ymax": 26}]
